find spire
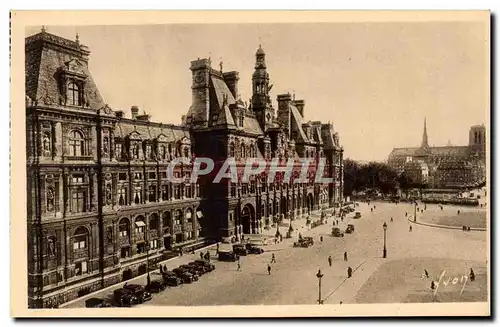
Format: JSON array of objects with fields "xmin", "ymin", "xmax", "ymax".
[
  {"xmin": 421, "ymin": 117, "xmax": 429, "ymax": 149},
  {"xmin": 255, "ymin": 44, "xmax": 266, "ymax": 69}
]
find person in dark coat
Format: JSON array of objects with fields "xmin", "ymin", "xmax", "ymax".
[
  {"xmin": 409, "ymin": 225, "xmax": 412, "ymax": 232},
  {"xmin": 430, "ymin": 280, "xmax": 436, "ymax": 290},
  {"xmin": 267, "ymin": 264, "xmax": 271, "ymax": 275},
  {"xmin": 200, "ymin": 252, "xmax": 204, "ymax": 260},
  {"xmin": 344, "ymin": 251, "xmax": 348, "ymax": 261},
  {"xmin": 468, "ymin": 226, "xmax": 471, "ymax": 232},
  {"xmin": 347, "ymin": 266, "xmax": 353, "ymax": 278},
  {"xmin": 320, "ymin": 236, "xmax": 323, "ymax": 242},
  {"xmin": 271, "ymin": 253, "xmax": 276, "ymax": 264},
  {"xmin": 470, "ymin": 268, "xmax": 475, "ymax": 281},
  {"xmin": 328, "ymin": 255, "xmax": 333, "ymax": 267}
]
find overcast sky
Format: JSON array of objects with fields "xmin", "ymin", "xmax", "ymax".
[{"xmin": 26, "ymin": 22, "xmax": 488, "ymax": 162}]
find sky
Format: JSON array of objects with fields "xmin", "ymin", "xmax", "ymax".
[{"xmin": 26, "ymin": 22, "xmax": 488, "ymax": 162}]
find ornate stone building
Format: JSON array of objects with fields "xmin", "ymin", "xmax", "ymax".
[
  {"xmin": 26, "ymin": 31, "xmax": 344, "ymax": 308},
  {"xmin": 388, "ymin": 119, "xmax": 486, "ymax": 189}
]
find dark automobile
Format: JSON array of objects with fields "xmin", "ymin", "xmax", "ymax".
[
  {"xmin": 85, "ymin": 297, "xmax": 112, "ymax": 308},
  {"xmin": 113, "ymin": 288, "xmax": 139, "ymax": 307},
  {"xmin": 354, "ymin": 212, "xmax": 362, "ymax": 219},
  {"xmin": 245, "ymin": 243, "xmax": 264, "ymax": 254},
  {"xmin": 345, "ymin": 224, "xmax": 354, "ymax": 234},
  {"xmin": 192, "ymin": 260, "xmax": 216, "ymax": 272},
  {"xmin": 172, "ymin": 267, "xmax": 197, "ymax": 283},
  {"xmin": 332, "ymin": 227, "xmax": 344, "ymax": 237},
  {"xmin": 218, "ymin": 250, "xmax": 240, "ymax": 262},
  {"xmin": 122, "ymin": 284, "xmax": 152, "ymax": 303},
  {"xmin": 232, "ymin": 244, "xmax": 248, "ymax": 256},
  {"xmin": 145, "ymin": 279, "xmax": 167, "ymax": 293},
  {"xmin": 302, "ymin": 236, "xmax": 314, "ymax": 246},
  {"xmin": 162, "ymin": 271, "xmax": 183, "ymax": 286},
  {"xmin": 293, "ymin": 239, "xmax": 310, "ymax": 248},
  {"xmin": 180, "ymin": 264, "xmax": 204, "ymax": 277}
]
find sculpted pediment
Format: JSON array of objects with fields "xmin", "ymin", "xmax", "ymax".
[{"xmin": 64, "ymin": 59, "xmax": 87, "ymax": 77}]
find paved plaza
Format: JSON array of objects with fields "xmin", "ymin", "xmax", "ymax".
[{"xmin": 63, "ymin": 201, "xmax": 488, "ymax": 307}]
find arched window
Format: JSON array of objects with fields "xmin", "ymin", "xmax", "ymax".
[
  {"xmin": 184, "ymin": 147, "xmax": 190, "ymax": 158},
  {"xmin": 72, "ymin": 226, "xmax": 88, "ymax": 250},
  {"xmin": 229, "ymin": 142, "xmax": 235, "ymax": 157},
  {"xmin": 69, "ymin": 130, "xmax": 85, "ymax": 157},
  {"xmin": 241, "ymin": 144, "xmax": 246, "ymax": 158},
  {"xmin": 119, "ymin": 218, "xmax": 130, "ymax": 237},
  {"xmin": 134, "ymin": 216, "xmax": 146, "ymax": 235},
  {"xmin": 118, "ymin": 187, "xmax": 127, "ymax": 206},
  {"xmin": 67, "ymin": 81, "xmax": 81, "ymax": 106},
  {"xmin": 174, "ymin": 209, "xmax": 183, "ymax": 225},
  {"xmin": 162, "ymin": 211, "xmax": 171, "ymax": 230}
]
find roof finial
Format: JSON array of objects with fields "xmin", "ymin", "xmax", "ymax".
[
  {"xmin": 76, "ymin": 32, "xmax": 80, "ymax": 45},
  {"xmin": 41, "ymin": 25, "xmax": 46, "ymax": 33},
  {"xmin": 220, "ymin": 58, "xmax": 223, "ymax": 73}
]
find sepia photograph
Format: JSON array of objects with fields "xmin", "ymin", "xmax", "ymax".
[{"xmin": 10, "ymin": 10, "xmax": 490, "ymax": 317}]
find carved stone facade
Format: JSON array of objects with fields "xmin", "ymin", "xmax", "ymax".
[{"xmin": 26, "ymin": 31, "xmax": 344, "ymax": 308}]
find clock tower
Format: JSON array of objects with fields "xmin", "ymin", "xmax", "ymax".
[
  {"xmin": 252, "ymin": 45, "xmax": 275, "ymax": 131},
  {"xmin": 189, "ymin": 58, "xmax": 211, "ymax": 128}
]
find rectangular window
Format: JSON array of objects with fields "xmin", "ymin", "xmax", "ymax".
[
  {"xmin": 161, "ymin": 172, "xmax": 167, "ymax": 179},
  {"xmin": 149, "ymin": 239, "xmax": 158, "ymax": 250},
  {"xmin": 161, "ymin": 185, "xmax": 169, "ymax": 201},
  {"xmin": 185, "ymin": 185, "xmax": 192, "ymax": 198},
  {"xmin": 133, "ymin": 187, "xmax": 142, "ymax": 204},
  {"xmin": 72, "ymin": 175, "xmax": 84, "ymax": 184},
  {"xmin": 71, "ymin": 190, "xmax": 86, "ymax": 213},
  {"xmin": 119, "ymin": 229, "xmax": 128, "ymax": 237},
  {"xmin": 148, "ymin": 185, "xmax": 156, "ymax": 202},
  {"xmin": 148, "ymin": 172, "xmax": 156, "ymax": 180},
  {"xmin": 75, "ymin": 261, "xmax": 87, "ymax": 276},
  {"xmin": 118, "ymin": 187, "xmax": 127, "ymax": 205},
  {"xmin": 134, "ymin": 172, "xmax": 143, "ymax": 180},
  {"xmin": 174, "ymin": 185, "xmax": 181, "ymax": 199},
  {"xmin": 136, "ymin": 243, "xmax": 146, "ymax": 254},
  {"xmin": 115, "ymin": 143, "xmax": 122, "ymax": 159},
  {"xmin": 118, "ymin": 173, "xmax": 127, "ymax": 181},
  {"xmin": 230, "ymin": 183, "xmax": 236, "ymax": 197}
]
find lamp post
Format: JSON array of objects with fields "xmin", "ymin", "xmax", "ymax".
[
  {"xmin": 383, "ymin": 222, "xmax": 387, "ymax": 258},
  {"xmin": 414, "ymin": 201, "xmax": 417, "ymax": 222},
  {"xmin": 316, "ymin": 269, "xmax": 324, "ymax": 304},
  {"xmin": 145, "ymin": 241, "xmax": 151, "ymax": 285}
]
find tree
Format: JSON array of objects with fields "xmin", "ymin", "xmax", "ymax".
[{"xmin": 343, "ymin": 159, "xmax": 400, "ymax": 196}]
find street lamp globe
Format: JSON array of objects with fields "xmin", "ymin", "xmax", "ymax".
[
  {"xmin": 383, "ymin": 222, "xmax": 387, "ymax": 230},
  {"xmin": 316, "ymin": 269, "xmax": 323, "ymax": 279}
]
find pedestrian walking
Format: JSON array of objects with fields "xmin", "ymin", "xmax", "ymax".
[
  {"xmin": 320, "ymin": 236, "xmax": 323, "ymax": 242},
  {"xmin": 371, "ymin": 208, "xmax": 373, "ymax": 213},
  {"xmin": 470, "ymin": 268, "xmax": 475, "ymax": 281},
  {"xmin": 328, "ymin": 255, "xmax": 333, "ymax": 267},
  {"xmin": 457, "ymin": 210, "xmax": 460, "ymax": 215},
  {"xmin": 430, "ymin": 280, "xmax": 436, "ymax": 290},
  {"xmin": 237, "ymin": 261, "xmax": 241, "ymax": 271},
  {"xmin": 344, "ymin": 251, "xmax": 348, "ymax": 261},
  {"xmin": 271, "ymin": 253, "xmax": 276, "ymax": 264},
  {"xmin": 216, "ymin": 243, "xmax": 220, "ymax": 254},
  {"xmin": 467, "ymin": 226, "xmax": 471, "ymax": 232},
  {"xmin": 280, "ymin": 234, "xmax": 283, "ymax": 242},
  {"xmin": 424, "ymin": 269, "xmax": 429, "ymax": 279},
  {"xmin": 347, "ymin": 266, "xmax": 353, "ymax": 278},
  {"xmin": 390, "ymin": 217, "xmax": 393, "ymax": 222},
  {"xmin": 409, "ymin": 225, "xmax": 412, "ymax": 232},
  {"xmin": 200, "ymin": 252, "xmax": 204, "ymax": 260},
  {"xmin": 267, "ymin": 264, "xmax": 272, "ymax": 275},
  {"xmin": 274, "ymin": 237, "xmax": 277, "ymax": 244},
  {"xmin": 405, "ymin": 212, "xmax": 407, "ymax": 217}
]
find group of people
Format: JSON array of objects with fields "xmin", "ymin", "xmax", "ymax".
[{"xmin": 462, "ymin": 225, "xmax": 472, "ymax": 232}]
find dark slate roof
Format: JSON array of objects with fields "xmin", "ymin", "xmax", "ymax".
[
  {"xmin": 25, "ymin": 32, "xmax": 105, "ymax": 110},
  {"xmin": 242, "ymin": 115, "xmax": 263, "ymax": 135},
  {"xmin": 290, "ymin": 104, "xmax": 308, "ymax": 143},
  {"xmin": 115, "ymin": 121, "xmax": 190, "ymax": 142}
]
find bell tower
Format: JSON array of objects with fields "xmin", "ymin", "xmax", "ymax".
[{"xmin": 252, "ymin": 45, "xmax": 274, "ymax": 131}]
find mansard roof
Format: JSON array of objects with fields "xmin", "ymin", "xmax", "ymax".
[{"xmin": 115, "ymin": 121, "xmax": 190, "ymax": 142}]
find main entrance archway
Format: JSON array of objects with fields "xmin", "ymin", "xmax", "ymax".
[{"xmin": 241, "ymin": 203, "xmax": 256, "ymax": 234}]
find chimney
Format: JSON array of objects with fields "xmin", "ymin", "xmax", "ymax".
[
  {"xmin": 294, "ymin": 99, "xmax": 305, "ymax": 117},
  {"xmin": 136, "ymin": 113, "xmax": 151, "ymax": 122},
  {"xmin": 277, "ymin": 93, "xmax": 292, "ymax": 110},
  {"xmin": 223, "ymin": 71, "xmax": 239, "ymax": 99},
  {"xmin": 277, "ymin": 93, "xmax": 292, "ymax": 136},
  {"xmin": 131, "ymin": 106, "xmax": 139, "ymax": 119},
  {"xmin": 115, "ymin": 110, "xmax": 124, "ymax": 119}
]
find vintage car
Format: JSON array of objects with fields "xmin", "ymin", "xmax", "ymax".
[
  {"xmin": 354, "ymin": 212, "xmax": 362, "ymax": 219},
  {"xmin": 232, "ymin": 244, "xmax": 248, "ymax": 256},
  {"xmin": 302, "ymin": 236, "xmax": 314, "ymax": 246},
  {"xmin": 122, "ymin": 284, "xmax": 152, "ymax": 303},
  {"xmin": 113, "ymin": 288, "xmax": 139, "ymax": 307},
  {"xmin": 85, "ymin": 297, "xmax": 112, "ymax": 308},
  {"xmin": 162, "ymin": 271, "xmax": 183, "ymax": 286},
  {"xmin": 293, "ymin": 239, "xmax": 310, "ymax": 248},
  {"xmin": 345, "ymin": 224, "xmax": 355, "ymax": 234},
  {"xmin": 332, "ymin": 227, "xmax": 344, "ymax": 237},
  {"xmin": 218, "ymin": 250, "xmax": 240, "ymax": 262},
  {"xmin": 172, "ymin": 267, "xmax": 198, "ymax": 283},
  {"xmin": 145, "ymin": 279, "xmax": 167, "ymax": 293},
  {"xmin": 245, "ymin": 243, "xmax": 264, "ymax": 254},
  {"xmin": 192, "ymin": 259, "xmax": 216, "ymax": 272},
  {"xmin": 179, "ymin": 264, "xmax": 204, "ymax": 277}
]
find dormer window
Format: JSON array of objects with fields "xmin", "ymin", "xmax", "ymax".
[{"xmin": 67, "ymin": 80, "xmax": 81, "ymax": 106}]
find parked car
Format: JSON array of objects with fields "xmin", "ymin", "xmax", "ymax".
[
  {"xmin": 245, "ymin": 243, "xmax": 264, "ymax": 254},
  {"xmin": 302, "ymin": 236, "xmax": 314, "ymax": 246},
  {"xmin": 192, "ymin": 259, "xmax": 216, "ymax": 272},
  {"xmin": 172, "ymin": 267, "xmax": 197, "ymax": 283},
  {"xmin": 113, "ymin": 288, "xmax": 139, "ymax": 307},
  {"xmin": 345, "ymin": 224, "xmax": 355, "ymax": 234},
  {"xmin": 187, "ymin": 262, "xmax": 209, "ymax": 274},
  {"xmin": 85, "ymin": 297, "xmax": 112, "ymax": 308},
  {"xmin": 180, "ymin": 264, "xmax": 204, "ymax": 277},
  {"xmin": 218, "ymin": 251, "xmax": 240, "ymax": 262},
  {"xmin": 354, "ymin": 212, "xmax": 362, "ymax": 219},
  {"xmin": 122, "ymin": 284, "xmax": 152, "ymax": 303},
  {"xmin": 332, "ymin": 227, "xmax": 344, "ymax": 237},
  {"xmin": 162, "ymin": 271, "xmax": 183, "ymax": 286},
  {"xmin": 145, "ymin": 279, "xmax": 167, "ymax": 293},
  {"xmin": 232, "ymin": 244, "xmax": 248, "ymax": 256},
  {"xmin": 293, "ymin": 239, "xmax": 310, "ymax": 248}
]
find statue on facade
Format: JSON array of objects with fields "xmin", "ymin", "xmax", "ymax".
[
  {"xmin": 43, "ymin": 133, "xmax": 51, "ymax": 157},
  {"xmin": 46, "ymin": 188, "xmax": 54, "ymax": 212}
]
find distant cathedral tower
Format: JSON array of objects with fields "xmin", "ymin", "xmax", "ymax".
[
  {"xmin": 252, "ymin": 45, "xmax": 274, "ymax": 131},
  {"xmin": 421, "ymin": 118, "xmax": 429, "ymax": 149}
]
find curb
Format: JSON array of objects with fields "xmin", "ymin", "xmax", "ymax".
[
  {"xmin": 59, "ymin": 242, "xmax": 216, "ymax": 308},
  {"xmin": 408, "ymin": 216, "xmax": 486, "ymax": 232}
]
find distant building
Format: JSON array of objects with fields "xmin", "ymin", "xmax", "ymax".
[{"xmin": 388, "ymin": 119, "xmax": 486, "ymax": 189}]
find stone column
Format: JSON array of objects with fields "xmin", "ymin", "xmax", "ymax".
[
  {"xmin": 91, "ymin": 125, "xmax": 97, "ymax": 161},
  {"xmin": 63, "ymin": 172, "xmax": 70, "ymax": 216},
  {"xmin": 109, "ymin": 129, "xmax": 115, "ymax": 161}
]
